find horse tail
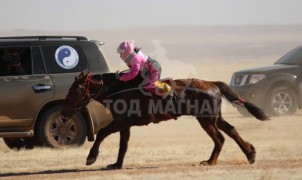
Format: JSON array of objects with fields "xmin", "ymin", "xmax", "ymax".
[{"xmin": 213, "ymin": 81, "xmax": 270, "ymax": 121}]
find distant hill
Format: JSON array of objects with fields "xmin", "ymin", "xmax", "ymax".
[{"xmin": 1, "ymin": 25, "xmax": 302, "ymax": 69}]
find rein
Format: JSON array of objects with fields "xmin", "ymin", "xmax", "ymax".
[
  {"xmin": 72, "ymin": 74, "xmax": 120, "ymax": 110},
  {"xmin": 67, "ymin": 73, "xmax": 138, "ymax": 112},
  {"xmin": 66, "ymin": 74, "xmax": 103, "ymax": 111}
]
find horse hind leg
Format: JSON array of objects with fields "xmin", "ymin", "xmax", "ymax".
[
  {"xmin": 216, "ymin": 116, "xmax": 256, "ymax": 164},
  {"xmin": 197, "ymin": 116, "xmax": 225, "ymax": 165}
]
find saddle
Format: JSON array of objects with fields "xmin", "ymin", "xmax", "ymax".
[
  {"xmin": 154, "ymin": 78, "xmax": 173, "ymax": 97},
  {"xmin": 150, "ymin": 77, "xmax": 178, "ymax": 122}
]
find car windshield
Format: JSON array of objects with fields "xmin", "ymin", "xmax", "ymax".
[{"xmin": 275, "ymin": 46, "xmax": 302, "ymax": 65}]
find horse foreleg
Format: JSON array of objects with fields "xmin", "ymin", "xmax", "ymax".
[
  {"xmin": 197, "ymin": 117, "xmax": 225, "ymax": 165},
  {"xmin": 216, "ymin": 116, "xmax": 256, "ymax": 164},
  {"xmin": 106, "ymin": 128, "xmax": 131, "ymax": 169},
  {"xmin": 86, "ymin": 121, "xmax": 124, "ymax": 166}
]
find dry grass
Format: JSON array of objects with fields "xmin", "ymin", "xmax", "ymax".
[{"xmin": 1, "ymin": 112, "xmax": 302, "ymax": 179}]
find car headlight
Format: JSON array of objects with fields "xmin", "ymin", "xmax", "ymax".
[{"xmin": 248, "ymin": 74, "xmax": 266, "ymax": 84}]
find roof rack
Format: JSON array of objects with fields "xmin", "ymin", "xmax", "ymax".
[{"xmin": 0, "ymin": 36, "xmax": 88, "ymax": 41}]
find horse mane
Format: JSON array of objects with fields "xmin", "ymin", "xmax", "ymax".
[
  {"xmin": 91, "ymin": 74, "xmax": 102, "ymax": 82},
  {"xmin": 98, "ymin": 73, "xmax": 116, "ymax": 86},
  {"xmin": 95, "ymin": 73, "xmax": 144, "ymax": 97}
]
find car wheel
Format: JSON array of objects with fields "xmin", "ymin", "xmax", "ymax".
[
  {"xmin": 267, "ymin": 87, "xmax": 298, "ymax": 116},
  {"xmin": 3, "ymin": 138, "xmax": 35, "ymax": 150},
  {"xmin": 35, "ymin": 106, "xmax": 87, "ymax": 148}
]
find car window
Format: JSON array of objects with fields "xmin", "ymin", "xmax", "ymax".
[
  {"xmin": 41, "ymin": 45, "xmax": 88, "ymax": 74},
  {"xmin": 0, "ymin": 47, "xmax": 32, "ymax": 76},
  {"xmin": 275, "ymin": 47, "xmax": 302, "ymax": 65},
  {"xmin": 32, "ymin": 46, "xmax": 46, "ymax": 74}
]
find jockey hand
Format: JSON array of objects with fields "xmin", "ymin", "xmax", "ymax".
[{"xmin": 115, "ymin": 70, "xmax": 121, "ymax": 79}]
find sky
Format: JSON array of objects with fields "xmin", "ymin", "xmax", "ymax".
[{"xmin": 1, "ymin": 0, "xmax": 302, "ymax": 31}]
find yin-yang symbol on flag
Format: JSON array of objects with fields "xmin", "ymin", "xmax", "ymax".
[{"xmin": 55, "ymin": 45, "xmax": 79, "ymax": 69}]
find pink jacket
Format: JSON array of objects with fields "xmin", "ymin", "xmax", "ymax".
[{"xmin": 119, "ymin": 54, "xmax": 147, "ymax": 82}]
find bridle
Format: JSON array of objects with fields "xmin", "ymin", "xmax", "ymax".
[
  {"xmin": 65, "ymin": 74, "xmax": 104, "ymax": 112},
  {"xmin": 65, "ymin": 72, "xmax": 129, "ymax": 114}
]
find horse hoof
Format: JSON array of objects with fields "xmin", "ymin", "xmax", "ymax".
[
  {"xmin": 106, "ymin": 163, "xmax": 122, "ymax": 170},
  {"xmin": 247, "ymin": 153, "xmax": 256, "ymax": 164},
  {"xmin": 248, "ymin": 157, "xmax": 255, "ymax": 164},
  {"xmin": 246, "ymin": 145, "xmax": 256, "ymax": 164},
  {"xmin": 199, "ymin": 161, "xmax": 211, "ymax": 166},
  {"xmin": 86, "ymin": 157, "xmax": 97, "ymax": 166}
]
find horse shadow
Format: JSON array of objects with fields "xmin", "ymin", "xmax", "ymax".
[
  {"xmin": 0, "ymin": 166, "xmax": 158, "ymax": 178},
  {"xmin": 0, "ymin": 168, "xmax": 96, "ymax": 178}
]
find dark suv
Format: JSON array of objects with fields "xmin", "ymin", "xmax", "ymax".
[
  {"xmin": 230, "ymin": 46, "xmax": 302, "ymax": 116},
  {"xmin": 0, "ymin": 36, "xmax": 114, "ymax": 149}
]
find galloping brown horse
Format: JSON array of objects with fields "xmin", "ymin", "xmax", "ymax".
[{"xmin": 61, "ymin": 72, "xmax": 269, "ymax": 169}]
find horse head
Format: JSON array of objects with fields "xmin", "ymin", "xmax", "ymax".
[{"xmin": 61, "ymin": 71, "xmax": 103, "ymax": 119}]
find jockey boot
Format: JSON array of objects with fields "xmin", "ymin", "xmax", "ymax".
[
  {"xmin": 167, "ymin": 90, "xmax": 177, "ymax": 106},
  {"xmin": 165, "ymin": 91, "xmax": 178, "ymax": 120}
]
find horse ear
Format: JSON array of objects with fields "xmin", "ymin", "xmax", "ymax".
[
  {"xmin": 75, "ymin": 72, "xmax": 84, "ymax": 81},
  {"xmin": 85, "ymin": 72, "xmax": 91, "ymax": 80},
  {"xmin": 87, "ymin": 72, "xmax": 91, "ymax": 77},
  {"xmin": 79, "ymin": 71, "xmax": 85, "ymax": 78}
]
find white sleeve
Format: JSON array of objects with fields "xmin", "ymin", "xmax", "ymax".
[{"xmin": 137, "ymin": 51, "xmax": 148, "ymax": 60}]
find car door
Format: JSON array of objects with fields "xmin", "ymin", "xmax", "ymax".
[{"xmin": 0, "ymin": 46, "xmax": 54, "ymax": 127}]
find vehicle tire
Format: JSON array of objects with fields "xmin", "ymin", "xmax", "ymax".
[
  {"xmin": 3, "ymin": 138, "xmax": 35, "ymax": 150},
  {"xmin": 266, "ymin": 87, "xmax": 298, "ymax": 116},
  {"xmin": 35, "ymin": 106, "xmax": 87, "ymax": 148}
]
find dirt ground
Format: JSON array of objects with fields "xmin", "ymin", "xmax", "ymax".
[{"xmin": 1, "ymin": 111, "xmax": 302, "ymax": 180}]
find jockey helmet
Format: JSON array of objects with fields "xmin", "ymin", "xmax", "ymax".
[{"xmin": 117, "ymin": 40, "xmax": 134, "ymax": 60}]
